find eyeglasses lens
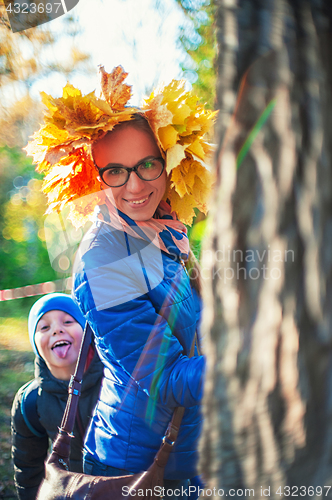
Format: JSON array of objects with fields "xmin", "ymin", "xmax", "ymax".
[
  {"xmin": 103, "ymin": 168, "xmax": 127, "ymax": 187},
  {"xmin": 137, "ymin": 159, "xmax": 163, "ymax": 180},
  {"xmin": 102, "ymin": 159, "xmax": 164, "ymax": 187}
]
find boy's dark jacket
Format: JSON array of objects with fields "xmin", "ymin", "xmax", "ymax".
[{"xmin": 11, "ymin": 347, "xmax": 103, "ymax": 500}]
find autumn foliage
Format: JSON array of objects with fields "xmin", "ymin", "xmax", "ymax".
[{"xmin": 26, "ymin": 66, "xmax": 217, "ymax": 226}]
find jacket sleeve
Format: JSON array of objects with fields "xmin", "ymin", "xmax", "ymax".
[
  {"xmin": 73, "ymin": 234, "xmax": 205, "ymax": 409},
  {"xmin": 11, "ymin": 387, "xmax": 49, "ymax": 500}
]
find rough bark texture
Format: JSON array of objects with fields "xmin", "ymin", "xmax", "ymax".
[{"xmin": 200, "ymin": 0, "xmax": 332, "ymax": 496}]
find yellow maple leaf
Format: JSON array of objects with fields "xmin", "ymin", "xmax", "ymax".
[
  {"xmin": 159, "ymin": 81, "xmax": 199, "ymax": 128},
  {"xmin": 167, "ymin": 157, "xmax": 214, "ymax": 225},
  {"xmin": 62, "ymin": 83, "xmax": 82, "ymax": 101},
  {"xmin": 73, "ymin": 111, "xmax": 135, "ymax": 141},
  {"xmin": 166, "ymin": 144, "xmax": 187, "ymax": 174},
  {"xmin": 143, "ymin": 96, "xmax": 173, "ymax": 153},
  {"xmin": 182, "ymin": 108, "xmax": 218, "ymax": 138},
  {"xmin": 158, "ymin": 125, "xmax": 178, "ymax": 151},
  {"xmin": 40, "ymin": 123, "xmax": 69, "ymax": 144},
  {"xmin": 41, "ymin": 91, "xmax": 58, "ymax": 114},
  {"xmin": 57, "ymin": 94, "xmax": 102, "ymax": 132},
  {"xmin": 89, "ymin": 94, "xmax": 136, "ymax": 119},
  {"xmin": 144, "ymin": 80, "xmax": 217, "ymax": 158},
  {"xmin": 167, "ymin": 99, "xmax": 191, "ymax": 125},
  {"xmin": 170, "ymin": 167, "xmax": 188, "ymax": 198},
  {"xmin": 186, "ymin": 139, "xmax": 206, "ymax": 160},
  {"xmin": 167, "ymin": 189, "xmax": 197, "ymax": 226},
  {"xmin": 99, "ymin": 65, "xmax": 132, "ymax": 111},
  {"xmin": 24, "ymin": 124, "xmax": 71, "ymax": 165}
]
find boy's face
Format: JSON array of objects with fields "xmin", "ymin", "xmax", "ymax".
[{"xmin": 34, "ymin": 310, "xmax": 83, "ymax": 380}]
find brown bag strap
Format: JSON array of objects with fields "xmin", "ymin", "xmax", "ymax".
[
  {"xmin": 153, "ymin": 332, "xmax": 196, "ymax": 467},
  {"xmin": 59, "ymin": 322, "xmax": 93, "ymax": 435}
]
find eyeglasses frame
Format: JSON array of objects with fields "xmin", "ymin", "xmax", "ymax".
[{"xmin": 97, "ymin": 156, "xmax": 166, "ymax": 188}]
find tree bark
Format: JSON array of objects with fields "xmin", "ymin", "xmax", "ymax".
[{"xmin": 200, "ymin": 0, "xmax": 332, "ymax": 496}]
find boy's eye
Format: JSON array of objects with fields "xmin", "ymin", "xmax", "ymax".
[{"xmin": 40, "ymin": 325, "xmax": 49, "ymax": 331}]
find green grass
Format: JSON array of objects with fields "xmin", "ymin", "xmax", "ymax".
[{"xmin": 0, "ymin": 317, "xmax": 34, "ymax": 499}]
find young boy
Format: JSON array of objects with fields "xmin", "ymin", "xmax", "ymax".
[{"xmin": 11, "ymin": 293, "xmax": 103, "ymax": 500}]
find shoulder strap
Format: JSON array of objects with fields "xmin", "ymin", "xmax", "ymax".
[
  {"xmin": 51, "ymin": 322, "xmax": 94, "ymax": 463},
  {"xmin": 154, "ymin": 332, "xmax": 196, "ymax": 467},
  {"xmin": 20, "ymin": 379, "xmax": 47, "ymax": 438},
  {"xmin": 59, "ymin": 322, "xmax": 93, "ymax": 435}
]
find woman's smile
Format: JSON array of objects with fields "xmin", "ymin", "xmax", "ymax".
[{"xmin": 124, "ymin": 192, "xmax": 153, "ymax": 206}]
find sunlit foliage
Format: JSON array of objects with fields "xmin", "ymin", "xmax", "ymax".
[
  {"xmin": 176, "ymin": 0, "xmax": 217, "ymax": 110},
  {"xmin": 0, "ymin": 146, "xmax": 57, "ymax": 296},
  {"xmin": 0, "ymin": 1, "xmax": 91, "ymax": 147}
]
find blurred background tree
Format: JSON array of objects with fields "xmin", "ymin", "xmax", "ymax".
[
  {"xmin": 201, "ymin": 0, "xmax": 332, "ymax": 495},
  {"xmin": 0, "ymin": 1, "xmax": 92, "ymax": 316},
  {"xmin": 0, "ymin": 2, "xmax": 91, "ymax": 146}
]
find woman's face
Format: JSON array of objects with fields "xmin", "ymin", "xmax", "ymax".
[
  {"xmin": 93, "ymin": 125, "xmax": 167, "ymax": 221},
  {"xmin": 35, "ymin": 310, "xmax": 83, "ymax": 380}
]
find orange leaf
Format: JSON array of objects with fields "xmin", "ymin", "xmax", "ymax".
[{"xmin": 99, "ymin": 65, "xmax": 132, "ymax": 111}]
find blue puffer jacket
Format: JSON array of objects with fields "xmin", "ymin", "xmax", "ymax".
[{"xmin": 73, "ymin": 207, "xmax": 205, "ymax": 480}]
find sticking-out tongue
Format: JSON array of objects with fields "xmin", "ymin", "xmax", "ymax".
[{"xmin": 53, "ymin": 343, "xmax": 71, "ymax": 359}]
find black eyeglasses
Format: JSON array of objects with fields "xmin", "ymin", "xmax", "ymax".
[{"xmin": 98, "ymin": 156, "xmax": 165, "ymax": 188}]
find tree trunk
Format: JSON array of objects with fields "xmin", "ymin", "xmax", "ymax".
[{"xmin": 200, "ymin": 0, "xmax": 332, "ymax": 496}]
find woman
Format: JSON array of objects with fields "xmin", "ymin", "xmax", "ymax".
[
  {"xmin": 11, "ymin": 293, "xmax": 103, "ymax": 500},
  {"xmin": 25, "ymin": 66, "xmax": 216, "ymax": 498}
]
